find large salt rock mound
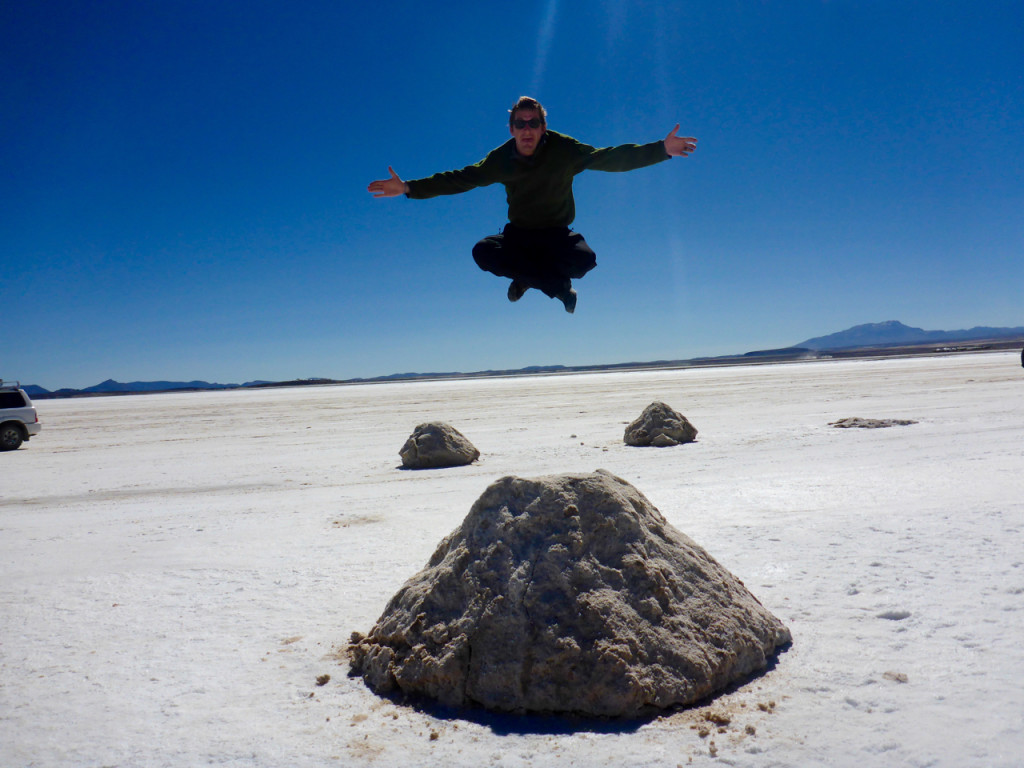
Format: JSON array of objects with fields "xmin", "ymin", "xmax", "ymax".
[
  {"xmin": 399, "ymin": 422, "xmax": 480, "ymax": 469},
  {"xmin": 624, "ymin": 402, "xmax": 698, "ymax": 447},
  {"xmin": 349, "ymin": 470, "xmax": 790, "ymax": 717}
]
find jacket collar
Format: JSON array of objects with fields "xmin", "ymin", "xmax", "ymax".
[{"xmin": 510, "ymin": 132, "xmax": 548, "ymax": 164}]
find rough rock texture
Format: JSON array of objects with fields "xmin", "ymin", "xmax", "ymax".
[
  {"xmin": 624, "ymin": 402, "xmax": 698, "ymax": 447},
  {"xmin": 399, "ymin": 422, "xmax": 480, "ymax": 469},
  {"xmin": 830, "ymin": 417, "xmax": 918, "ymax": 429},
  {"xmin": 349, "ymin": 470, "xmax": 790, "ymax": 717}
]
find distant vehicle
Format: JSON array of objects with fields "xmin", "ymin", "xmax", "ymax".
[{"xmin": 0, "ymin": 381, "xmax": 42, "ymax": 451}]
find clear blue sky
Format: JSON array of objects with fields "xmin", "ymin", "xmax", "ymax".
[{"xmin": 3, "ymin": 1, "xmax": 1022, "ymax": 390}]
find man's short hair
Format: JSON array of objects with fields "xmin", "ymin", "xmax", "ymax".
[{"xmin": 509, "ymin": 96, "xmax": 547, "ymax": 127}]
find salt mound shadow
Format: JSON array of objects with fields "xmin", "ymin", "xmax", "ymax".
[{"xmin": 349, "ymin": 470, "xmax": 790, "ymax": 717}]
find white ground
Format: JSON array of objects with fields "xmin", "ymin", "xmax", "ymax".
[{"xmin": 3, "ymin": 352, "xmax": 1023, "ymax": 767}]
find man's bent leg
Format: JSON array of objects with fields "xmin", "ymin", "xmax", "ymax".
[
  {"xmin": 472, "ymin": 233, "xmax": 512, "ymax": 277},
  {"xmin": 473, "ymin": 231, "xmax": 533, "ymax": 302},
  {"xmin": 472, "ymin": 226, "xmax": 597, "ymax": 304},
  {"xmin": 473, "ymin": 226, "xmax": 559, "ymax": 296},
  {"xmin": 558, "ymin": 231, "xmax": 597, "ymax": 279},
  {"xmin": 512, "ymin": 227, "xmax": 593, "ymax": 298},
  {"xmin": 530, "ymin": 229, "xmax": 594, "ymax": 311}
]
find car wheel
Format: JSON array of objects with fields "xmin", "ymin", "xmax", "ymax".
[{"xmin": 0, "ymin": 424, "xmax": 24, "ymax": 451}]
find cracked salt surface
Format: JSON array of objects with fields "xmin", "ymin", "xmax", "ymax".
[{"xmin": 2, "ymin": 351, "xmax": 1024, "ymax": 766}]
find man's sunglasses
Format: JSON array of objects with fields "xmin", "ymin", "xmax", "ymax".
[{"xmin": 513, "ymin": 118, "xmax": 543, "ymax": 129}]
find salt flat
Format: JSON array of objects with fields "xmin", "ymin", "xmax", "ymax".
[{"xmin": 2, "ymin": 352, "xmax": 1023, "ymax": 767}]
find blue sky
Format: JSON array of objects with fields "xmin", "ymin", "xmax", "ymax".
[{"xmin": 3, "ymin": 1, "xmax": 1022, "ymax": 390}]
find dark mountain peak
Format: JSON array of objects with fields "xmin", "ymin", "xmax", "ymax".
[
  {"xmin": 81, "ymin": 379, "xmax": 238, "ymax": 393},
  {"xmin": 798, "ymin": 321, "xmax": 1024, "ymax": 350}
]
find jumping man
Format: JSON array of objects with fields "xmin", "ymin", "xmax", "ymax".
[{"xmin": 368, "ymin": 96, "xmax": 697, "ymax": 313}]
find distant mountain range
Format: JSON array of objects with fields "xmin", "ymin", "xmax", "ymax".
[
  {"xmin": 23, "ymin": 379, "xmax": 272, "ymax": 398},
  {"xmin": 796, "ymin": 320, "xmax": 1024, "ymax": 350},
  {"xmin": 21, "ymin": 321, "xmax": 1024, "ymax": 398},
  {"xmin": 84, "ymin": 378, "xmax": 246, "ymax": 393}
]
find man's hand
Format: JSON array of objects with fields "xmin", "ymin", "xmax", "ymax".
[
  {"xmin": 367, "ymin": 166, "xmax": 409, "ymax": 198},
  {"xmin": 663, "ymin": 125, "xmax": 697, "ymax": 157}
]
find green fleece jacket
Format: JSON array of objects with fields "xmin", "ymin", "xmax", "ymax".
[{"xmin": 405, "ymin": 130, "xmax": 670, "ymax": 229}]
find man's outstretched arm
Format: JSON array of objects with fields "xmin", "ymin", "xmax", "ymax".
[
  {"xmin": 367, "ymin": 166, "xmax": 409, "ymax": 198},
  {"xmin": 574, "ymin": 124, "xmax": 698, "ymax": 173},
  {"xmin": 663, "ymin": 125, "xmax": 698, "ymax": 157}
]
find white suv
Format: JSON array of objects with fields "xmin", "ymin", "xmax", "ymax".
[{"xmin": 0, "ymin": 381, "xmax": 42, "ymax": 451}]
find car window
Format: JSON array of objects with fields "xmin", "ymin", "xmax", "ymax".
[{"xmin": 0, "ymin": 391, "xmax": 28, "ymax": 408}]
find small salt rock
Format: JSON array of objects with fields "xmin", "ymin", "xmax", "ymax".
[
  {"xmin": 624, "ymin": 402, "xmax": 698, "ymax": 447},
  {"xmin": 399, "ymin": 422, "xmax": 480, "ymax": 469}
]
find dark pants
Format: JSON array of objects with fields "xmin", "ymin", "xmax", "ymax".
[{"xmin": 472, "ymin": 224, "xmax": 597, "ymax": 298}]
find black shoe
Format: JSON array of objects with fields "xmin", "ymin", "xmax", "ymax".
[
  {"xmin": 507, "ymin": 280, "xmax": 528, "ymax": 302},
  {"xmin": 557, "ymin": 288, "xmax": 577, "ymax": 314}
]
